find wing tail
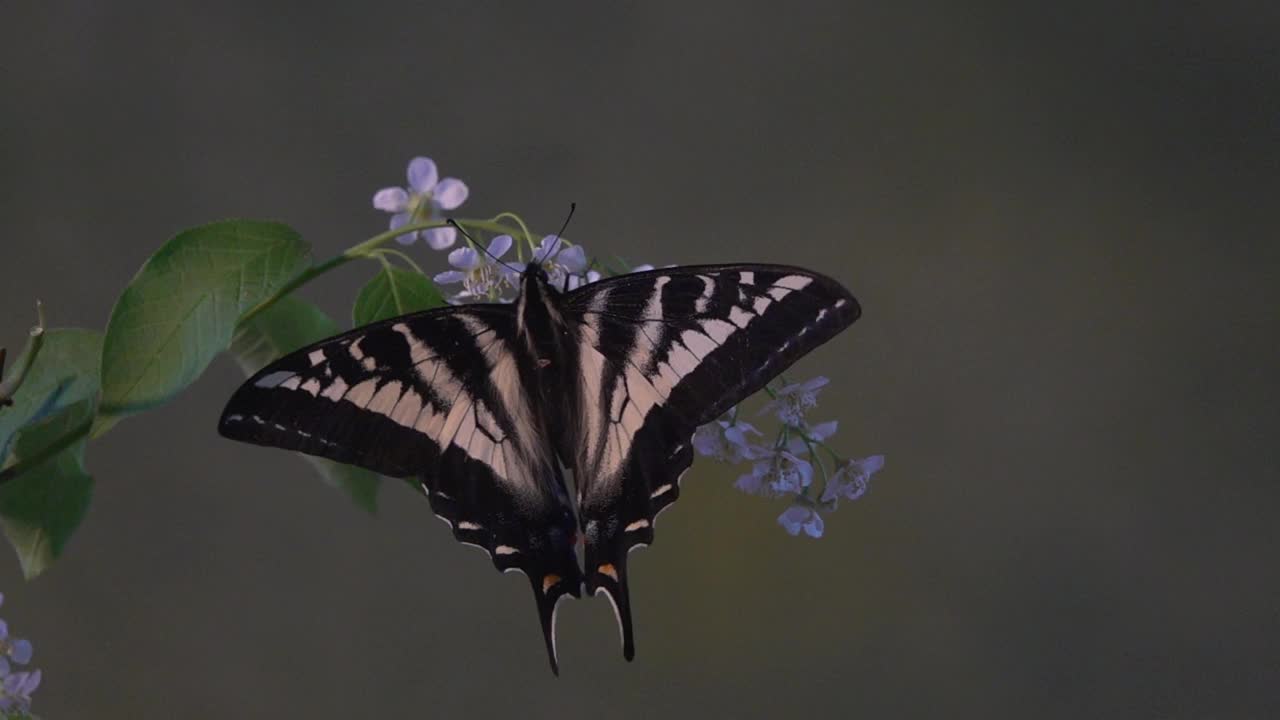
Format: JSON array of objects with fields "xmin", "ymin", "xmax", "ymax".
[
  {"xmin": 426, "ymin": 454, "xmax": 583, "ymax": 674},
  {"xmin": 529, "ymin": 569, "xmax": 582, "ymax": 675},
  {"xmin": 584, "ymin": 550, "xmax": 638, "ymax": 661}
]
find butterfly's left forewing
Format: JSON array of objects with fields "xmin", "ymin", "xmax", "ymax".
[
  {"xmin": 219, "ymin": 305, "xmax": 582, "ymax": 672},
  {"xmin": 561, "ymin": 264, "xmax": 860, "ymax": 659}
]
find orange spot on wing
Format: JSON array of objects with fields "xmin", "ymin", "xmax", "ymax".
[
  {"xmin": 542, "ymin": 574, "xmax": 561, "ymax": 593},
  {"xmin": 597, "ymin": 563, "xmax": 618, "ymax": 581}
]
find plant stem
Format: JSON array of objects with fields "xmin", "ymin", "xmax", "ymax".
[
  {"xmin": 0, "ymin": 417, "xmax": 91, "ymax": 485},
  {"xmin": 0, "ymin": 301, "xmax": 47, "ymax": 408},
  {"xmin": 237, "ymin": 218, "xmax": 523, "ymax": 327},
  {"xmin": 1, "ymin": 218, "xmax": 531, "ymax": 486}
]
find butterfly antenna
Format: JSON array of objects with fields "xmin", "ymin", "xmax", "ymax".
[
  {"xmin": 446, "ymin": 219, "xmax": 520, "ymax": 275},
  {"xmin": 535, "ymin": 202, "xmax": 578, "ymax": 266}
]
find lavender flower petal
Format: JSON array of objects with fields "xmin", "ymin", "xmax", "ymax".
[
  {"xmin": 7, "ymin": 639, "xmax": 30, "ymax": 665},
  {"xmin": 487, "ymin": 234, "xmax": 513, "ymax": 258},
  {"xmin": 778, "ymin": 505, "xmax": 824, "ymax": 538},
  {"xmin": 407, "ymin": 156, "xmax": 439, "ymax": 193},
  {"xmin": 447, "ymin": 247, "xmax": 481, "ymax": 271},
  {"xmin": 557, "ymin": 245, "xmax": 587, "ymax": 273},
  {"xmin": 389, "ymin": 212, "xmax": 416, "ymax": 245},
  {"xmin": 432, "ymin": 178, "xmax": 469, "ymax": 210},
  {"xmin": 422, "ymin": 226, "xmax": 456, "ymax": 250},
  {"xmin": 372, "ymin": 187, "xmax": 409, "ymax": 212}
]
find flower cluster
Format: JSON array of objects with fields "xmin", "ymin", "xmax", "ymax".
[
  {"xmin": 696, "ymin": 378, "xmax": 884, "ymax": 538},
  {"xmin": 374, "ymin": 156, "xmax": 607, "ymax": 304},
  {"xmin": 373, "ymin": 155, "xmax": 883, "ymax": 535},
  {"xmin": 0, "ymin": 594, "xmax": 39, "ymax": 717}
]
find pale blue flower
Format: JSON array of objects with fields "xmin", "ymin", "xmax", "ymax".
[
  {"xmin": 0, "ymin": 617, "xmax": 31, "ymax": 667},
  {"xmin": 759, "ymin": 376, "xmax": 830, "ymax": 426},
  {"xmin": 528, "ymin": 235, "xmax": 588, "ymax": 289},
  {"xmin": 373, "ymin": 156, "xmax": 469, "ymax": 249},
  {"xmin": 777, "ymin": 505, "xmax": 824, "ymax": 538},
  {"xmin": 433, "ymin": 235, "xmax": 517, "ymax": 301},
  {"xmin": 735, "ymin": 450, "xmax": 813, "ymax": 497},
  {"xmin": 794, "ymin": 420, "xmax": 837, "ymax": 447},
  {"xmin": 820, "ymin": 455, "xmax": 884, "ymax": 505},
  {"xmin": 566, "ymin": 269, "xmax": 602, "ymax": 291},
  {"xmin": 693, "ymin": 418, "xmax": 767, "ymax": 463},
  {"xmin": 0, "ymin": 668, "xmax": 39, "ymax": 713}
]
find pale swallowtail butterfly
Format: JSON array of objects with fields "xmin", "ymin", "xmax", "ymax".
[{"xmin": 219, "ymin": 260, "xmax": 860, "ymax": 673}]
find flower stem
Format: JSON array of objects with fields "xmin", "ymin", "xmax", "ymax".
[
  {"xmin": 237, "ymin": 218, "xmax": 524, "ymax": 327},
  {"xmin": 0, "ymin": 417, "xmax": 91, "ymax": 485},
  {"xmin": 0, "ymin": 301, "xmax": 47, "ymax": 409},
  {"xmin": 371, "ymin": 248, "xmax": 426, "ymax": 276}
]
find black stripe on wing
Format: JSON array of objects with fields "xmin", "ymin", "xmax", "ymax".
[
  {"xmin": 563, "ymin": 264, "xmax": 859, "ymax": 659},
  {"xmin": 218, "ymin": 305, "xmax": 581, "ymax": 673}
]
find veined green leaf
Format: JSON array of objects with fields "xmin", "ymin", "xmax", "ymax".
[
  {"xmin": 352, "ymin": 265, "xmax": 446, "ymax": 326},
  {"xmin": 231, "ymin": 295, "xmax": 380, "ymax": 512},
  {"xmin": 0, "ymin": 397, "xmax": 96, "ymax": 579},
  {"xmin": 100, "ymin": 220, "xmax": 311, "ymax": 415},
  {"xmin": 0, "ymin": 329, "xmax": 102, "ymax": 465}
]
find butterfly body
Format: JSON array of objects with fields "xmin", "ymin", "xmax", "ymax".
[{"xmin": 220, "ymin": 261, "xmax": 860, "ymax": 673}]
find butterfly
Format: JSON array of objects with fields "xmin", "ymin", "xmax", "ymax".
[{"xmin": 219, "ymin": 255, "xmax": 860, "ymax": 673}]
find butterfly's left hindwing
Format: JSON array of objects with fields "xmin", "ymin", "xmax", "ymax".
[
  {"xmin": 219, "ymin": 305, "xmax": 582, "ymax": 673},
  {"xmin": 561, "ymin": 265, "xmax": 860, "ymax": 659}
]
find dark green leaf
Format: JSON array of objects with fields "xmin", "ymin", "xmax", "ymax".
[
  {"xmin": 352, "ymin": 265, "xmax": 445, "ymax": 326},
  {"xmin": 231, "ymin": 296, "xmax": 380, "ymax": 511},
  {"xmin": 100, "ymin": 220, "xmax": 311, "ymax": 415},
  {"xmin": 0, "ymin": 329, "xmax": 102, "ymax": 464},
  {"xmin": 0, "ymin": 397, "xmax": 96, "ymax": 579}
]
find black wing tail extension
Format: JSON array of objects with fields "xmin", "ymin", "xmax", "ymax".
[
  {"xmin": 425, "ymin": 449, "xmax": 583, "ymax": 675},
  {"xmin": 581, "ymin": 422, "xmax": 695, "ymax": 661}
]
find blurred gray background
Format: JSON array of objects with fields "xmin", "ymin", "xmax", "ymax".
[{"xmin": 2, "ymin": 1, "xmax": 1278, "ymax": 717}]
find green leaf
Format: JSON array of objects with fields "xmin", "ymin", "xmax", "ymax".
[
  {"xmin": 0, "ymin": 329, "xmax": 102, "ymax": 464},
  {"xmin": 231, "ymin": 295, "xmax": 380, "ymax": 511},
  {"xmin": 0, "ymin": 397, "xmax": 96, "ymax": 579},
  {"xmin": 352, "ymin": 265, "xmax": 445, "ymax": 326},
  {"xmin": 100, "ymin": 220, "xmax": 311, "ymax": 415}
]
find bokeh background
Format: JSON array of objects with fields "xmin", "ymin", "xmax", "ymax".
[{"xmin": 2, "ymin": 2, "xmax": 1278, "ymax": 717}]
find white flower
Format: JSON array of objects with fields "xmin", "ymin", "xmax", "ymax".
[
  {"xmin": 759, "ymin": 376, "xmax": 829, "ymax": 426},
  {"xmin": 693, "ymin": 418, "xmax": 767, "ymax": 463},
  {"xmin": 372, "ymin": 156, "xmax": 470, "ymax": 249},
  {"xmin": 734, "ymin": 450, "xmax": 813, "ymax": 498},
  {"xmin": 528, "ymin": 235, "xmax": 587, "ymax": 289},
  {"xmin": 433, "ymin": 235, "xmax": 517, "ymax": 301},
  {"xmin": 820, "ymin": 455, "xmax": 884, "ymax": 506},
  {"xmin": 794, "ymin": 420, "xmax": 837, "ymax": 446},
  {"xmin": 777, "ymin": 505, "xmax": 824, "ymax": 538},
  {"xmin": 566, "ymin": 269, "xmax": 602, "ymax": 291}
]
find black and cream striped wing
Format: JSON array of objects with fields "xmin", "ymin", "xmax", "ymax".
[
  {"xmin": 218, "ymin": 305, "xmax": 582, "ymax": 672},
  {"xmin": 562, "ymin": 264, "xmax": 859, "ymax": 659}
]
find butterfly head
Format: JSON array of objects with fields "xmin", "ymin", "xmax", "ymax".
[{"xmin": 523, "ymin": 262, "xmax": 550, "ymax": 285}]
